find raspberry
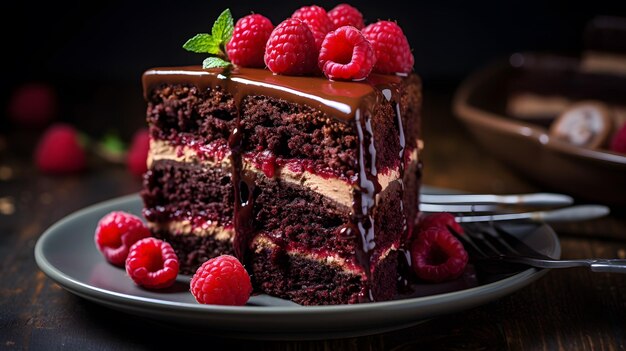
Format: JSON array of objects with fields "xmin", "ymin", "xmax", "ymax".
[
  {"xmin": 34, "ymin": 123, "xmax": 87, "ymax": 174},
  {"xmin": 264, "ymin": 18, "xmax": 318, "ymax": 75},
  {"xmin": 94, "ymin": 211, "xmax": 152, "ymax": 267},
  {"xmin": 190, "ymin": 255, "xmax": 252, "ymax": 306},
  {"xmin": 291, "ymin": 5, "xmax": 334, "ymax": 50},
  {"xmin": 418, "ymin": 212, "xmax": 464, "ymax": 234},
  {"xmin": 362, "ymin": 21, "xmax": 414, "ymax": 74},
  {"xmin": 318, "ymin": 26, "xmax": 376, "ymax": 81},
  {"xmin": 411, "ymin": 227, "xmax": 468, "ymax": 282},
  {"xmin": 8, "ymin": 82, "xmax": 57, "ymax": 128},
  {"xmin": 226, "ymin": 14, "xmax": 274, "ymax": 68},
  {"xmin": 127, "ymin": 128, "xmax": 150, "ymax": 177},
  {"xmin": 610, "ymin": 123, "xmax": 626, "ymax": 154},
  {"xmin": 328, "ymin": 4, "xmax": 365, "ymax": 30},
  {"xmin": 126, "ymin": 238, "xmax": 179, "ymax": 289}
]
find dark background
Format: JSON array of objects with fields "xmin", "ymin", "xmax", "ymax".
[{"xmin": 2, "ymin": 0, "xmax": 626, "ymax": 138}]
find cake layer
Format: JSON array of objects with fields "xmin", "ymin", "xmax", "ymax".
[
  {"xmin": 142, "ymin": 159, "xmax": 234, "ymax": 228},
  {"xmin": 251, "ymin": 245, "xmax": 399, "ymax": 305}
]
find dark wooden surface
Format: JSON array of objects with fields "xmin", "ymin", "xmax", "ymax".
[{"xmin": 1, "ymin": 85, "xmax": 625, "ymax": 350}]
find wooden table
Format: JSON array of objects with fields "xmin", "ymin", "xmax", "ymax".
[{"xmin": 1, "ymin": 84, "xmax": 625, "ymax": 350}]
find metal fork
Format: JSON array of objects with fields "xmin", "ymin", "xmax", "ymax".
[{"xmin": 451, "ymin": 223, "xmax": 626, "ymax": 273}]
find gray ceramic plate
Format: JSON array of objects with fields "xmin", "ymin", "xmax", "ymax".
[{"xmin": 35, "ymin": 189, "xmax": 560, "ymax": 340}]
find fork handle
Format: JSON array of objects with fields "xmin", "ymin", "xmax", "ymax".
[{"xmin": 590, "ymin": 259, "xmax": 626, "ymax": 273}]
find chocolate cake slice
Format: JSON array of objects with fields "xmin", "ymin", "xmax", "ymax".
[{"xmin": 140, "ymin": 66, "xmax": 422, "ymax": 305}]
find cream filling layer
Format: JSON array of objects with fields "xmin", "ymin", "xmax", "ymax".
[
  {"xmin": 147, "ymin": 220, "xmax": 234, "ymax": 240},
  {"xmin": 252, "ymin": 235, "xmax": 397, "ymax": 276},
  {"xmin": 148, "ymin": 139, "xmax": 420, "ymax": 208}
]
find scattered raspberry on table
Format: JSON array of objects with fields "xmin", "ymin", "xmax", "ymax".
[
  {"xmin": 34, "ymin": 123, "xmax": 87, "ymax": 174},
  {"xmin": 127, "ymin": 129, "xmax": 150, "ymax": 177}
]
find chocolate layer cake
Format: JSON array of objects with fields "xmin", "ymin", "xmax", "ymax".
[{"xmin": 141, "ymin": 66, "xmax": 422, "ymax": 305}]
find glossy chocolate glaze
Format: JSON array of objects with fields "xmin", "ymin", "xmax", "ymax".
[
  {"xmin": 143, "ymin": 66, "xmax": 403, "ymax": 122},
  {"xmin": 143, "ymin": 66, "xmax": 416, "ymax": 302}
]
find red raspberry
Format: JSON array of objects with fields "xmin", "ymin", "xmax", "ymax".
[
  {"xmin": 126, "ymin": 238, "xmax": 179, "ymax": 289},
  {"xmin": 94, "ymin": 211, "xmax": 152, "ymax": 267},
  {"xmin": 362, "ymin": 21, "xmax": 414, "ymax": 74},
  {"xmin": 34, "ymin": 123, "xmax": 87, "ymax": 174},
  {"xmin": 291, "ymin": 5, "xmax": 334, "ymax": 50},
  {"xmin": 190, "ymin": 255, "xmax": 252, "ymax": 306},
  {"xmin": 264, "ymin": 18, "xmax": 318, "ymax": 75},
  {"xmin": 226, "ymin": 14, "xmax": 274, "ymax": 68},
  {"xmin": 328, "ymin": 4, "xmax": 365, "ymax": 30},
  {"xmin": 610, "ymin": 123, "xmax": 626, "ymax": 154},
  {"xmin": 418, "ymin": 212, "xmax": 464, "ymax": 234},
  {"xmin": 318, "ymin": 26, "xmax": 376, "ymax": 81},
  {"xmin": 127, "ymin": 128, "xmax": 150, "ymax": 177},
  {"xmin": 411, "ymin": 227, "xmax": 468, "ymax": 282},
  {"xmin": 8, "ymin": 82, "xmax": 57, "ymax": 128}
]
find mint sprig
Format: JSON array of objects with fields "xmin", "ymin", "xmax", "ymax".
[{"xmin": 183, "ymin": 8, "xmax": 234, "ymax": 69}]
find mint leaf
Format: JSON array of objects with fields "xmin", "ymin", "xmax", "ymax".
[
  {"xmin": 203, "ymin": 57, "xmax": 232, "ymax": 69},
  {"xmin": 184, "ymin": 8, "xmax": 234, "ymax": 67},
  {"xmin": 183, "ymin": 33, "xmax": 221, "ymax": 54},
  {"xmin": 212, "ymin": 8, "xmax": 234, "ymax": 44},
  {"xmin": 101, "ymin": 133, "xmax": 126, "ymax": 154}
]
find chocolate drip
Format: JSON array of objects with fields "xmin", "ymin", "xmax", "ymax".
[
  {"xmin": 229, "ymin": 125, "xmax": 256, "ymax": 261},
  {"xmin": 352, "ymin": 108, "xmax": 382, "ymax": 302}
]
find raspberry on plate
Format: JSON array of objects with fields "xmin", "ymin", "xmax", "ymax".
[
  {"xmin": 411, "ymin": 227, "xmax": 468, "ymax": 283},
  {"xmin": 125, "ymin": 238, "xmax": 179, "ymax": 289},
  {"xmin": 94, "ymin": 211, "xmax": 152, "ymax": 267},
  {"xmin": 418, "ymin": 212, "xmax": 464, "ymax": 235},
  {"xmin": 226, "ymin": 14, "xmax": 274, "ymax": 68},
  {"xmin": 190, "ymin": 255, "xmax": 252, "ymax": 306},
  {"xmin": 264, "ymin": 18, "xmax": 318, "ymax": 75},
  {"xmin": 318, "ymin": 26, "xmax": 376, "ymax": 81},
  {"xmin": 34, "ymin": 123, "xmax": 87, "ymax": 174},
  {"xmin": 127, "ymin": 128, "xmax": 150, "ymax": 178},
  {"xmin": 291, "ymin": 5, "xmax": 334, "ymax": 50},
  {"xmin": 328, "ymin": 4, "xmax": 365, "ymax": 30},
  {"xmin": 362, "ymin": 20, "xmax": 414, "ymax": 74}
]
